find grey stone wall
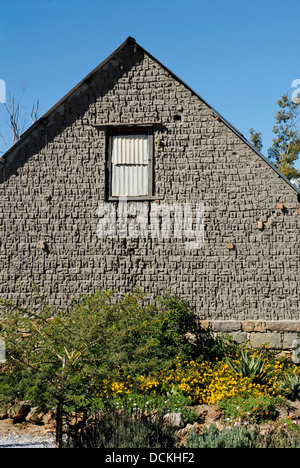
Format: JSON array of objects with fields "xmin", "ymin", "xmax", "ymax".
[
  {"xmin": 200, "ymin": 320, "xmax": 300, "ymax": 351},
  {"xmin": 0, "ymin": 39, "xmax": 299, "ymax": 332}
]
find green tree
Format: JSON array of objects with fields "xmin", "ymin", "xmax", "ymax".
[
  {"xmin": 268, "ymin": 92, "xmax": 300, "ymax": 180},
  {"xmin": 249, "ymin": 128, "xmax": 263, "ymax": 152},
  {"xmin": 249, "ymin": 92, "xmax": 300, "ymax": 181},
  {"xmin": 0, "ymin": 290, "xmax": 113, "ymax": 447}
]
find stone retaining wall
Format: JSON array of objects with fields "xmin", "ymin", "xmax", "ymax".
[{"xmin": 199, "ymin": 320, "xmax": 300, "ymax": 351}]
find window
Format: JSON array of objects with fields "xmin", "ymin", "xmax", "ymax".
[{"xmin": 107, "ymin": 127, "xmax": 153, "ymax": 198}]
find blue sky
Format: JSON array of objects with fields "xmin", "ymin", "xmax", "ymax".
[{"xmin": 0, "ymin": 0, "xmax": 299, "ymax": 167}]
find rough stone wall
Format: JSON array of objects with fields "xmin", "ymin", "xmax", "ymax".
[
  {"xmin": 0, "ymin": 40, "xmax": 299, "ymax": 328},
  {"xmin": 201, "ymin": 320, "xmax": 300, "ymax": 352}
]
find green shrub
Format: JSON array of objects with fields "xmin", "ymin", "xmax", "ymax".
[
  {"xmin": 102, "ymin": 290, "xmax": 200, "ymax": 376},
  {"xmin": 1, "ymin": 289, "xmax": 227, "ymax": 427},
  {"xmin": 226, "ymin": 348, "xmax": 269, "ymax": 384},
  {"xmin": 64, "ymin": 409, "xmax": 176, "ymax": 448},
  {"xmin": 0, "ymin": 290, "xmax": 200, "ymax": 408},
  {"xmin": 0, "ymin": 289, "xmax": 239, "ymax": 410},
  {"xmin": 279, "ymin": 374, "xmax": 300, "ymax": 401},
  {"xmin": 218, "ymin": 395, "xmax": 286, "ymax": 424},
  {"xmin": 186, "ymin": 423, "xmax": 256, "ymax": 448},
  {"xmin": 186, "ymin": 423, "xmax": 300, "ymax": 448}
]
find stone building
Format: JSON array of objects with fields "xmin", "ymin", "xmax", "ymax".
[{"xmin": 0, "ymin": 37, "xmax": 299, "ymax": 348}]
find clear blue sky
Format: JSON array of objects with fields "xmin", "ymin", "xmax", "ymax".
[{"xmin": 0, "ymin": 0, "xmax": 299, "ymax": 167}]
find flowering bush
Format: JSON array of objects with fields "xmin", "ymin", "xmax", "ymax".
[
  {"xmin": 1, "ymin": 288, "xmax": 298, "ymax": 430},
  {"xmin": 218, "ymin": 395, "xmax": 285, "ymax": 425},
  {"xmin": 93, "ymin": 349, "xmax": 297, "ymax": 411}
]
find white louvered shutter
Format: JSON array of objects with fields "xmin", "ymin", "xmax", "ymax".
[{"xmin": 111, "ymin": 135, "xmax": 149, "ymax": 196}]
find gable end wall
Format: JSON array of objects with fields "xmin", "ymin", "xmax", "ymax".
[{"xmin": 0, "ymin": 42, "xmax": 299, "ymax": 340}]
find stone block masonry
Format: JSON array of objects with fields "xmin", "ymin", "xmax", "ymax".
[
  {"xmin": 202, "ymin": 320, "xmax": 300, "ymax": 351},
  {"xmin": 0, "ymin": 38, "xmax": 299, "ymax": 350}
]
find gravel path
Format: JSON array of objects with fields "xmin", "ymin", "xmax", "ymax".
[
  {"xmin": 0, "ymin": 420, "xmax": 56, "ymax": 448},
  {"xmin": 0, "ymin": 433, "xmax": 56, "ymax": 448}
]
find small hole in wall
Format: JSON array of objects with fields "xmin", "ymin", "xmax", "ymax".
[{"xmin": 174, "ymin": 115, "xmax": 181, "ymax": 121}]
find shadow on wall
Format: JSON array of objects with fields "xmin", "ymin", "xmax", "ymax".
[{"xmin": 0, "ymin": 43, "xmax": 145, "ymax": 186}]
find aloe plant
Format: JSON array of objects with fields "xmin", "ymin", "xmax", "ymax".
[
  {"xmin": 279, "ymin": 374, "xmax": 300, "ymax": 401},
  {"xmin": 226, "ymin": 349, "xmax": 269, "ymax": 384}
]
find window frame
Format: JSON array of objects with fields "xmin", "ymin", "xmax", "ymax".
[{"xmin": 106, "ymin": 125, "xmax": 154, "ymax": 201}]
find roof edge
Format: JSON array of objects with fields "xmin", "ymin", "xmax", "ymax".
[
  {"xmin": 134, "ymin": 42, "xmax": 300, "ymax": 196},
  {"xmin": 1, "ymin": 36, "xmax": 135, "ymax": 160},
  {"xmin": 1, "ymin": 36, "xmax": 299, "ymax": 196}
]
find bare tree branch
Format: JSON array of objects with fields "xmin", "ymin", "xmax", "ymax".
[
  {"xmin": 0, "ymin": 84, "xmax": 39, "ymax": 151},
  {"xmin": 31, "ymin": 100, "xmax": 39, "ymax": 124},
  {"xmin": 0, "ymin": 132, "xmax": 9, "ymax": 152},
  {"xmin": 4, "ymin": 85, "xmax": 26, "ymax": 144}
]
